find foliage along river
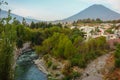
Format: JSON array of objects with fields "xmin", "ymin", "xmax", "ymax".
[{"xmin": 15, "ymin": 51, "xmax": 47, "ymax": 80}]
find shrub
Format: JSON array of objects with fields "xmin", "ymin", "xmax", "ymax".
[
  {"xmin": 52, "ymin": 65, "xmax": 57, "ymax": 70},
  {"xmin": 47, "ymin": 61, "xmax": 52, "ymax": 68},
  {"xmin": 72, "ymin": 71, "xmax": 81, "ymax": 78},
  {"xmin": 115, "ymin": 44, "xmax": 120, "ymax": 68}
]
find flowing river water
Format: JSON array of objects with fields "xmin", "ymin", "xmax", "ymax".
[{"xmin": 15, "ymin": 51, "xmax": 47, "ymax": 80}]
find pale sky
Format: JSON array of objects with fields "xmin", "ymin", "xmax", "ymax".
[{"xmin": 2, "ymin": 0, "xmax": 120, "ymax": 21}]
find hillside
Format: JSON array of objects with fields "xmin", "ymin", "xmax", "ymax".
[
  {"xmin": 63, "ymin": 4, "xmax": 120, "ymax": 22},
  {"xmin": 0, "ymin": 10, "xmax": 39, "ymax": 23}
]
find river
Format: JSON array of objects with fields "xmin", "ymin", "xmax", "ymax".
[{"xmin": 15, "ymin": 51, "xmax": 47, "ymax": 80}]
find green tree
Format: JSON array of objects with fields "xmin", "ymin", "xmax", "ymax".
[
  {"xmin": 30, "ymin": 21, "xmax": 35, "ymax": 29},
  {"xmin": 16, "ymin": 24, "xmax": 25, "ymax": 48},
  {"xmin": 0, "ymin": 0, "xmax": 8, "ymax": 20},
  {"xmin": 53, "ymin": 34, "xmax": 75, "ymax": 59},
  {"xmin": 71, "ymin": 54, "xmax": 86, "ymax": 68},
  {"xmin": 64, "ymin": 40, "xmax": 76, "ymax": 59},
  {"xmin": 12, "ymin": 17, "xmax": 21, "ymax": 25},
  {"xmin": 35, "ymin": 33, "xmax": 60, "ymax": 55},
  {"xmin": 73, "ymin": 36, "xmax": 83, "ymax": 48},
  {"xmin": 22, "ymin": 17, "xmax": 27, "ymax": 26},
  {"xmin": 0, "ymin": 8, "xmax": 16, "ymax": 80}
]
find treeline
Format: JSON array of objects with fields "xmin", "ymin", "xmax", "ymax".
[
  {"xmin": 15, "ymin": 24, "xmax": 68, "ymax": 48},
  {"xmin": 73, "ymin": 18, "xmax": 120, "ymax": 25},
  {"xmin": 30, "ymin": 21, "xmax": 62, "ymax": 29}
]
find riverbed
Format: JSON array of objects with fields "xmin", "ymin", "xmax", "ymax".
[{"xmin": 15, "ymin": 51, "xmax": 47, "ymax": 80}]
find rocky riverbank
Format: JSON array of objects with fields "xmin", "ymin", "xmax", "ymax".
[
  {"xmin": 80, "ymin": 53, "xmax": 114, "ymax": 80},
  {"xmin": 34, "ymin": 58, "xmax": 48, "ymax": 75},
  {"xmin": 34, "ymin": 54, "xmax": 65, "ymax": 80},
  {"xmin": 14, "ymin": 42, "xmax": 47, "ymax": 80},
  {"xmin": 33, "ymin": 51, "xmax": 115, "ymax": 80}
]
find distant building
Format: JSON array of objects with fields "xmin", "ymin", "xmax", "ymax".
[
  {"xmin": 114, "ymin": 30, "xmax": 120, "ymax": 38},
  {"xmin": 107, "ymin": 34, "xmax": 117, "ymax": 40},
  {"xmin": 79, "ymin": 26, "xmax": 95, "ymax": 40},
  {"xmin": 98, "ymin": 27, "xmax": 104, "ymax": 35},
  {"xmin": 70, "ymin": 26, "xmax": 76, "ymax": 29}
]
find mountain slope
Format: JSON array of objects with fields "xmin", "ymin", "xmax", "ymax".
[
  {"xmin": 0, "ymin": 10, "xmax": 39, "ymax": 23},
  {"xmin": 63, "ymin": 4, "xmax": 120, "ymax": 21}
]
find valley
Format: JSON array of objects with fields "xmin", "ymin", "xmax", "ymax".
[{"xmin": 0, "ymin": 0, "xmax": 120, "ymax": 80}]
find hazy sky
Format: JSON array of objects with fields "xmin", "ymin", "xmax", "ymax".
[{"xmin": 2, "ymin": 0, "xmax": 120, "ymax": 21}]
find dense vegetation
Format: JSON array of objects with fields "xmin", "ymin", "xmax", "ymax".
[
  {"xmin": 115, "ymin": 44, "xmax": 120, "ymax": 68},
  {"xmin": 30, "ymin": 21, "xmax": 62, "ymax": 29},
  {"xmin": 35, "ymin": 27, "xmax": 109, "ymax": 65},
  {"xmin": 35, "ymin": 26, "xmax": 109, "ymax": 79},
  {"xmin": 0, "ymin": 9, "xmax": 16, "ymax": 80}
]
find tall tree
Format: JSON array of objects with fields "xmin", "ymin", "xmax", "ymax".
[
  {"xmin": 0, "ymin": 0, "xmax": 8, "ymax": 20},
  {"xmin": 30, "ymin": 21, "xmax": 35, "ymax": 29},
  {"xmin": 0, "ymin": 1, "xmax": 16, "ymax": 80}
]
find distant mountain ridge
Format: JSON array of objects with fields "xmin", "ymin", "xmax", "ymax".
[
  {"xmin": 0, "ymin": 10, "xmax": 39, "ymax": 23},
  {"xmin": 1, "ymin": 4, "xmax": 120, "ymax": 23},
  {"xmin": 63, "ymin": 4, "xmax": 120, "ymax": 22}
]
